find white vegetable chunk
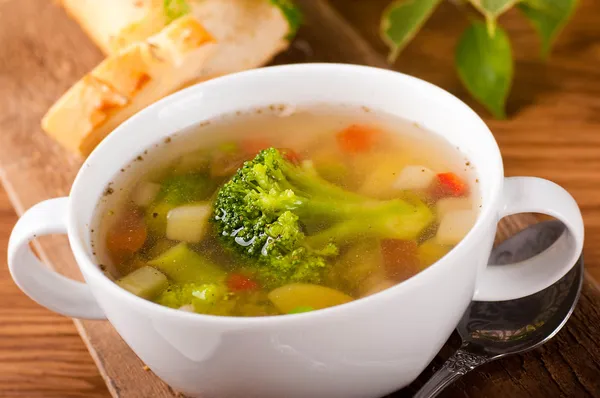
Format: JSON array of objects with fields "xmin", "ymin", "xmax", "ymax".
[
  {"xmin": 166, "ymin": 203, "xmax": 212, "ymax": 243},
  {"xmin": 436, "ymin": 197, "xmax": 473, "ymax": 221},
  {"xmin": 393, "ymin": 165, "xmax": 436, "ymax": 191},
  {"xmin": 131, "ymin": 182, "xmax": 161, "ymax": 207},
  {"xmin": 179, "ymin": 304, "xmax": 195, "ymax": 313},
  {"xmin": 436, "ymin": 210, "xmax": 477, "ymax": 245}
]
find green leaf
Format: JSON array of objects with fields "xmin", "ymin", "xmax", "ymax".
[
  {"xmin": 380, "ymin": 0, "xmax": 442, "ymax": 63},
  {"xmin": 163, "ymin": 0, "xmax": 190, "ymax": 24},
  {"xmin": 468, "ymin": 0, "xmax": 518, "ymax": 33},
  {"xmin": 269, "ymin": 0, "xmax": 303, "ymax": 40},
  {"xmin": 469, "ymin": 0, "xmax": 518, "ymax": 17},
  {"xmin": 455, "ymin": 22, "xmax": 514, "ymax": 119},
  {"xmin": 518, "ymin": 0, "xmax": 578, "ymax": 58}
]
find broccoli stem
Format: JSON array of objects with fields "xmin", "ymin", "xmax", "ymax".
[{"xmin": 304, "ymin": 199, "xmax": 432, "ymax": 249}]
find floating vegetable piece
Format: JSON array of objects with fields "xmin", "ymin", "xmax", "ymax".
[
  {"xmin": 116, "ymin": 266, "xmax": 168, "ymax": 299},
  {"xmin": 146, "ymin": 173, "xmax": 216, "ymax": 234},
  {"xmin": 166, "ymin": 202, "xmax": 212, "ymax": 242},
  {"xmin": 227, "ymin": 273, "xmax": 259, "ymax": 292},
  {"xmin": 436, "ymin": 210, "xmax": 477, "ymax": 245},
  {"xmin": 394, "ymin": 165, "xmax": 436, "ymax": 191},
  {"xmin": 336, "ymin": 124, "xmax": 380, "ymax": 154},
  {"xmin": 192, "ymin": 284, "xmax": 228, "ymax": 313},
  {"xmin": 106, "ymin": 209, "xmax": 148, "ymax": 262},
  {"xmin": 268, "ymin": 283, "xmax": 353, "ymax": 313},
  {"xmin": 149, "ymin": 243, "xmax": 226, "ymax": 284},
  {"xmin": 432, "ymin": 172, "xmax": 469, "ymax": 198},
  {"xmin": 436, "ymin": 197, "xmax": 473, "ymax": 221},
  {"xmin": 381, "ymin": 240, "xmax": 421, "ymax": 282}
]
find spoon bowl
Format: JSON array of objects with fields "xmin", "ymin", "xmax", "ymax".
[{"xmin": 415, "ymin": 221, "xmax": 584, "ymax": 398}]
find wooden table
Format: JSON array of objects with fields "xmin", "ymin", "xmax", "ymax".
[{"xmin": 1, "ymin": 0, "xmax": 600, "ymax": 397}]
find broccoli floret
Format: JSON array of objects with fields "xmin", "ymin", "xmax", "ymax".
[
  {"xmin": 212, "ymin": 148, "xmax": 433, "ymax": 287},
  {"xmin": 155, "ymin": 282, "xmax": 227, "ymax": 312},
  {"xmin": 155, "ymin": 283, "xmax": 203, "ymax": 309}
]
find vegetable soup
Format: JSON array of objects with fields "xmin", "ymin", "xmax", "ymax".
[{"xmin": 93, "ymin": 105, "xmax": 479, "ymax": 317}]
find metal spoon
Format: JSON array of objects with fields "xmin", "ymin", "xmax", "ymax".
[{"xmin": 414, "ymin": 221, "xmax": 584, "ymax": 398}]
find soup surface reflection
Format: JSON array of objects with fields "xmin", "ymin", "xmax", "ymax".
[{"xmin": 94, "ymin": 105, "xmax": 479, "ymax": 317}]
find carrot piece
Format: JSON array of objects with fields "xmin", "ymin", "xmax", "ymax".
[
  {"xmin": 432, "ymin": 172, "xmax": 469, "ymax": 198},
  {"xmin": 106, "ymin": 210, "xmax": 147, "ymax": 262},
  {"xmin": 227, "ymin": 273, "xmax": 259, "ymax": 292},
  {"xmin": 380, "ymin": 240, "xmax": 421, "ymax": 282},
  {"xmin": 336, "ymin": 124, "xmax": 380, "ymax": 153},
  {"xmin": 278, "ymin": 148, "xmax": 302, "ymax": 164}
]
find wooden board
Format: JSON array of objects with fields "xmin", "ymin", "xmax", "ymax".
[{"xmin": 0, "ymin": 0, "xmax": 599, "ymax": 397}]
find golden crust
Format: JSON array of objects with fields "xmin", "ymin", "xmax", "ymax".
[{"xmin": 42, "ymin": 15, "xmax": 215, "ymax": 157}]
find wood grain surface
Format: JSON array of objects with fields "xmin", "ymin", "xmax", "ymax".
[{"xmin": 0, "ymin": 0, "xmax": 599, "ymax": 397}]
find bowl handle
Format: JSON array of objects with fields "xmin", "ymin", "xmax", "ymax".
[
  {"xmin": 8, "ymin": 197, "xmax": 106, "ymax": 319},
  {"xmin": 473, "ymin": 177, "xmax": 584, "ymax": 301}
]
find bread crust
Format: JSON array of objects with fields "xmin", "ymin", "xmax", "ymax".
[{"xmin": 42, "ymin": 15, "xmax": 216, "ymax": 156}]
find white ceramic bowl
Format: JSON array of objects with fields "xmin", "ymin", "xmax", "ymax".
[{"xmin": 8, "ymin": 64, "xmax": 584, "ymax": 398}]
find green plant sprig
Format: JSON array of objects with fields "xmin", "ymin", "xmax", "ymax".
[{"xmin": 380, "ymin": 0, "xmax": 578, "ymax": 119}]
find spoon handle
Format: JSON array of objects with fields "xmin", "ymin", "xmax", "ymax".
[{"xmin": 413, "ymin": 346, "xmax": 489, "ymax": 398}]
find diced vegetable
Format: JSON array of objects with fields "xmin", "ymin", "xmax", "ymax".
[
  {"xmin": 360, "ymin": 279, "xmax": 396, "ymax": 298},
  {"xmin": 356, "ymin": 152, "xmax": 412, "ymax": 198},
  {"xmin": 435, "ymin": 197, "xmax": 473, "ymax": 221},
  {"xmin": 156, "ymin": 173, "xmax": 216, "ymax": 204},
  {"xmin": 331, "ymin": 239, "xmax": 384, "ymax": 294},
  {"xmin": 179, "ymin": 304, "xmax": 195, "ymax": 312},
  {"xmin": 393, "ymin": 165, "xmax": 436, "ymax": 191},
  {"xmin": 435, "ymin": 210, "xmax": 477, "ymax": 245},
  {"xmin": 268, "ymin": 283, "xmax": 353, "ymax": 313},
  {"xmin": 418, "ymin": 239, "xmax": 453, "ymax": 266},
  {"xmin": 155, "ymin": 283, "xmax": 202, "ymax": 308},
  {"xmin": 131, "ymin": 182, "xmax": 161, "ymax": 207},
  {"xmin": 116, "ymin": 266, "xmax": 168, "ymax": 299},
  {"xmin": 227, "ymin": 273, "xmax": 259, "ymax": 292},
  {"xmin": 192, "ymin": 284, "xmax": 228, "ymax": 313},
  {"xmin": 146, "ymin": 173, "xmax": 215, "ymax": 234},
  {"xmin": 148, "ymin": 243, "xmax": 226, "ymax": 284},
  {"xmin": 336, "ymin": 124, "xmax": 380, "ymax": 153},
  {"xmin": 106, "ymin": 209, "xmax": 148, "ymax": 262},
  {"xmin": 146, "ymin": 202, "xmax": 176, "ymax": 235},
  {"xmin": 288, "ymin": 306, "xmax": 315, "ymax": 314},
  {"xmin": 166, "ymin": 202, "xmax": 212, "ymax": 242},
  {"xmin": 381, "ymin": 240, "xmax": 421, "ymax": 282},
  {"xmin": 432, "ymin": 172, "xmax": 469, "ymax": 198}
]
